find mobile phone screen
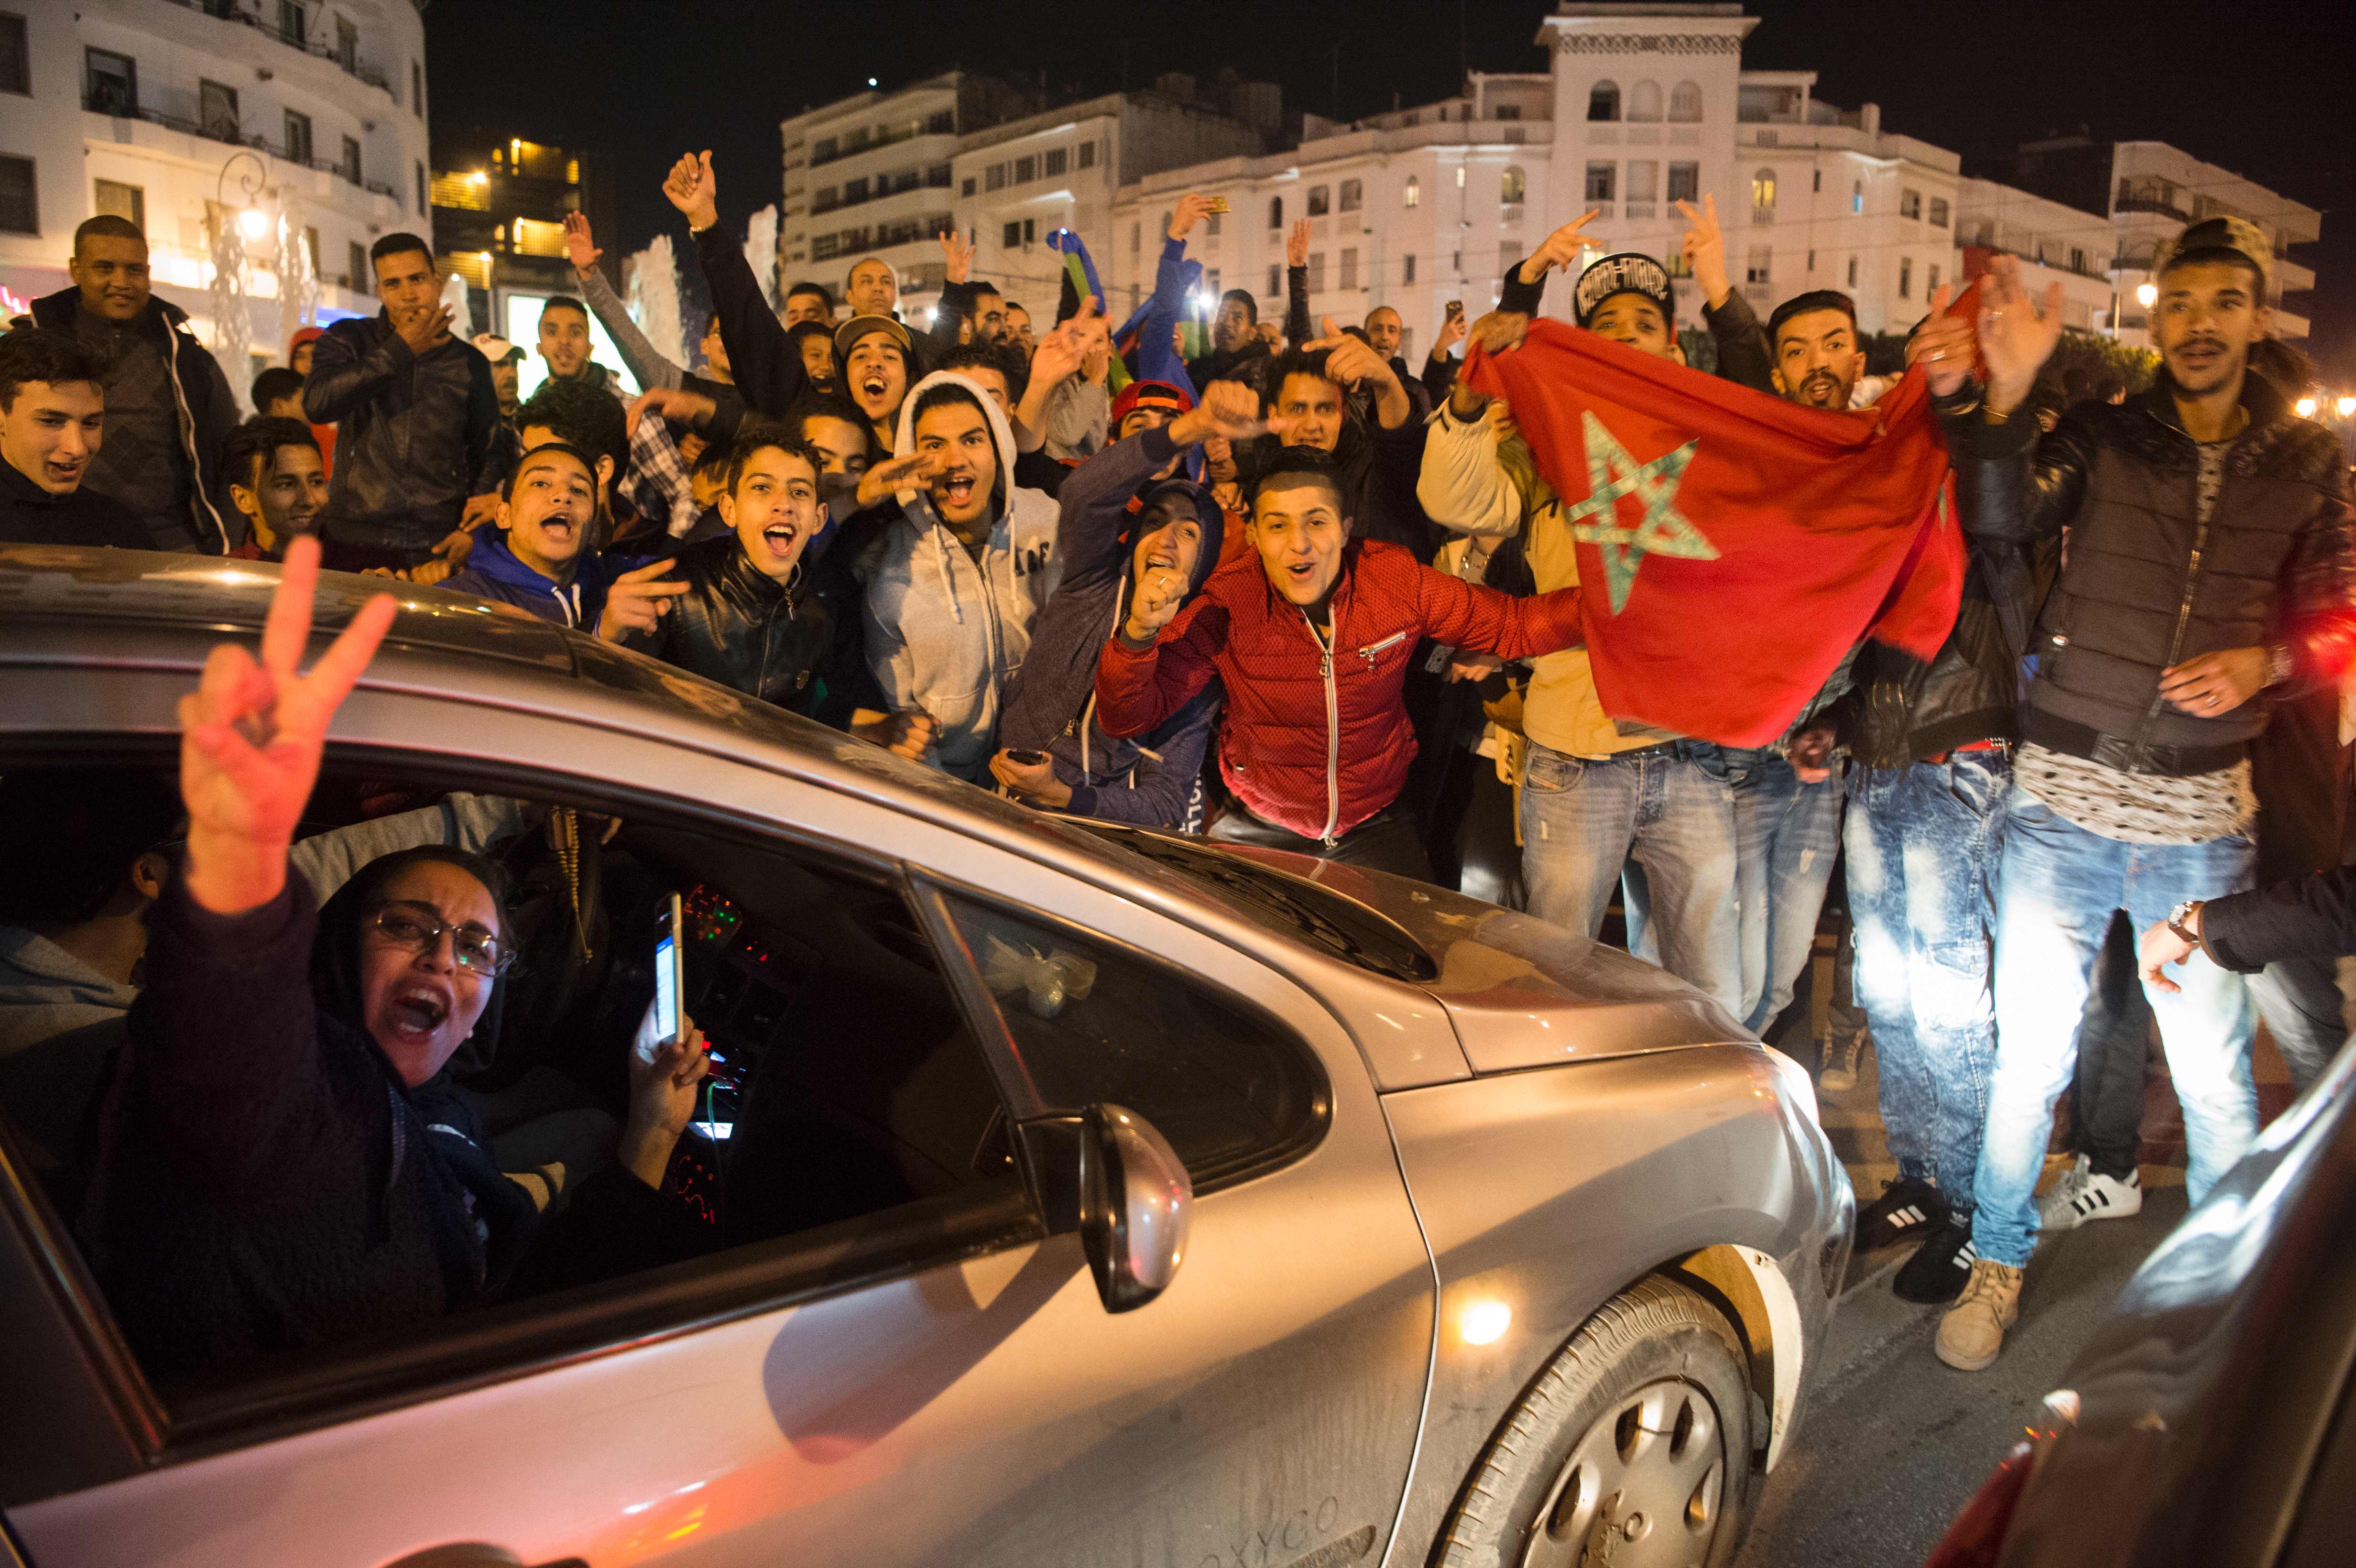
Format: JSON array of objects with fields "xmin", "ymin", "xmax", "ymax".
[{"xmin": 654, "ymin": 932, "xmax": 679, "ymax": 1042}]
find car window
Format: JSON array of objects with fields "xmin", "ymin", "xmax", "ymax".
[
  {"xmin": 0, "ymin": 756, "xmax": 1025, "ymax": 1436},
  {"xmin": 1076, "ymin": 823, "xmax": 1439, "ymax": 983},
  {"xmin": 943, "ymin": 893, "xmax": 1330, "ymax": 1192}
]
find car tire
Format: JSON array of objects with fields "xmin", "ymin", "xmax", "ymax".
[{"xmin": 1434, "ymin": 1275, "xmax": 1755, "ymax": 1568}]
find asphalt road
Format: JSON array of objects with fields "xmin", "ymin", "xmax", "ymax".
[{"xmin": 1731, "ymin": 1187, "xmax": 2188, "ymax": 1568}]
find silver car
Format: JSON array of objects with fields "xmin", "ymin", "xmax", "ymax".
[{"xmin": 0, "ymin": 550, "xmax": 1849, "ymax": 1568}]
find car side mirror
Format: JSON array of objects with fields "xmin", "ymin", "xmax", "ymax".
[{"xmin": 1078, "ymin": 1102, "xmax": 1192, "ymax": 1313}]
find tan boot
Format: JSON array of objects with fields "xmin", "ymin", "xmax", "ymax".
[{"xmin": 1936, "ymin": 1258, "xmax": 2024, "ymax": 1371}]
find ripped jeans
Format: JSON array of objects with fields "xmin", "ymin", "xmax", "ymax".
[{"xmin": 1844, "ymin": 751, "xmax": 2009, "ymax": 1212}]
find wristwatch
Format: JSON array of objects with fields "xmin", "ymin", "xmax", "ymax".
[{"xmin": 2168, "ymin": 900, "xmax": 2205, "ymax": 945}]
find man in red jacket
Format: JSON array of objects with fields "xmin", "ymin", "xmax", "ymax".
[{"xmin": 1097, "ymin": 449, "xmax": 1586, "ymax": 878}]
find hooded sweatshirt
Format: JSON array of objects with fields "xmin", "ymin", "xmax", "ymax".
[
  {"xmin": 999, "ymin": 423, "xmax": 1225, "ymax": 825},
  {"xmin": 442, "ymin": 528, "xmax": 633, "ymax": 630},
  {"xmin": 863, "ymin": 371, "xmax": 1063, "ymax": 780}
]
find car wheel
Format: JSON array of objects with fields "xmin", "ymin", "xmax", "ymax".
[{"xmin": 1435, "ymin": 1276, "xmax": 1754, "ymax": 1568}]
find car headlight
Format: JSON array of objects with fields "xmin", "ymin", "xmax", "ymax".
[{"xmin": 1761, "ymin": 1045, "xmax": 1821, "ymax": 1128}]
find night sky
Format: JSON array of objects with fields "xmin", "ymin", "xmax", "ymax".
[{"xmin": 426, "ymin": 0, "xmax": 2356, "ymax": 382}]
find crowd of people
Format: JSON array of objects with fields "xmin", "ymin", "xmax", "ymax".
[{"xmin": 0, "ymin": 151, "xmax": 2352, "ymax": 1384}]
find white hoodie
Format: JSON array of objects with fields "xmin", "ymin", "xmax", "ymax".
[{"xmin": 865, "ymin": 370, "xmax": 1063, "ymax": 779}]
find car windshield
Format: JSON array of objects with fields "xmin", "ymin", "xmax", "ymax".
[{"xmin": 1076, "ymin": 824, "xmax": 1439, "ymax": 983}]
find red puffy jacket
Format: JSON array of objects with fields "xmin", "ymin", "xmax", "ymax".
[{"xmin": 1096, "ymin": 539, "xmax": 1586, "ymax": 842}]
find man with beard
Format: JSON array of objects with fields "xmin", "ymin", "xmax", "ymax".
[
  {"xmin": 1186, "ymin": 289, "xmax": 1276, "ymax": 401},
  {"xmin": 534, "ymin": 297, "xmax": 625, "ymax": 402},
  {"xmin": 1003, "ymin": 302, "xmax": 1036, "ymax": 358},
  {"xmin": 1933, "ymin": 231, "xmax": 2356, "ymax": 1372},
  {"xmin": 220, "ymin": 418, "xmax": 327, "ymax": 562},
  {"xmin": 562, "ymin": 212, "xmax": 734, "ymax": 401}
]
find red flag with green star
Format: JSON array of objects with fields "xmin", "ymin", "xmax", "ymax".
[{"xmin": 1464, "ymin": 316, "xmax": 1964, "ymax": 748}]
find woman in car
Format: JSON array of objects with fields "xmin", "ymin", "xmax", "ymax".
[{"xmin": 81, "ymin": 540, "xmax": 710, "ymax": 1379}]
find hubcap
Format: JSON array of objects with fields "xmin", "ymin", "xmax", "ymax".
[{"xmin": 1520, "ymin": 1378, "xmax": 1724, "ymax": 1568}]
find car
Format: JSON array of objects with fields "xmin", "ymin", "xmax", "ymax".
[
  {"xmin": 1922, "ymin": 1035, "xmax": 2356, "ymax": 1568},
  {"xmin": 0, "ymin": 547, "xmax": 1849, "ymax": 1568}
]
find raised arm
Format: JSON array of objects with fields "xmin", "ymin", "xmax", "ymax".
[
  {"xmin": 1418, "ymin": 398, "xmax": 1526, "ymax": 540},
  {"xmin": 1414, "ymin": 562, "xmax": 1585, "ymax": 661},
  {"xmin": 667, "ymin": 150, "xmax": 806, "ymax": 417},
  {"xmin": 1095, "ymin": 587, "xmax": 1228, "ymax": 739},
  {"xmin": 1284, "ymin": 218, "xmax": 1312, "ymax": 348},
  {"xmin": 567, "ymin": 212, "xmax": 682, "ymax": 392}
]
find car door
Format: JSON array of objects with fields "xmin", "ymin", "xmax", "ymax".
[{"xmin": 1, "ymin": 700, "xmax": 1435, "ymax": 1568}]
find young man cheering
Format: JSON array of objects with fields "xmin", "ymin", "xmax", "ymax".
[
  {"xmin": 0, "ymin": 328, "xmax": 146, "ymax": 548},
  {"xmin": 1934, "ymin": 227, "xmax": 2356, "ymax": 1372},
  {"xmin": 220, "ymin": 417, "xmax": 328, "ymax": 562},
  {"xmin": 441, "ymin": 442, "xmax": 630, "ymax": 630}
]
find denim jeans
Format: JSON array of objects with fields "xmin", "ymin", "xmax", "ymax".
[
  {"xmin": 1972, "ymin": 794, "xmax": 2259, "ymax": 1268},
  {"xmin": 1844, "ymin": 752, "xmax": 2009, "ymax": 1213},
  {"xmin": 1519, "ymin": 740, "xmax": 1742, "ymax": 1014},
  {"xmin": 1729, "ymin": 751, "xmax": 1846, "ymax": 1034}
]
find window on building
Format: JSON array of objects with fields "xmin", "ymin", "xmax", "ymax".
[
  {"xmin": 1811, "ymin": 169, "xmax": 1821, "ymax": 194},
  {"xmin": 843, "ymin": 176, "xmax": 869, "ymax": 203},
  {"xmin": 1268, "ymin": 262, "xmax": 1281, "ymax": 297},
  {"xmin": 1585, "ymin": 162, "xmax": 1616, "ymax": 203},
  {"xmin": 1403, "ymin": 174, "xmax": 1419, "ymax": 208},
  {"xmin": 0, "ymin": 152, "xmax": 31, "ymax": 235},
  {"xmin": 1846, "ymin": 255, "xmax": 1857, "ymax": 287},
  {"xmin": 1929, "ymin": 196, "xmax": 1950, "ymax": 228},
  {"xmin": 1806, "ymin": 249, "xmax": 1815, "ymax": 272},
  {"xmin": 960, "ymin": 176, "xmax": 975, "ymax": 196},
  {"xmin": 0, "ymin": 13, "xmax": 25, "ymax": 96},
  {"xmin": 1627, "ymin": 80, "xmax": 1662, "ymax": 122},
  {"xmin": 334, "ymin": 13, "xmax": 356, "ymax": 70},
  {"xmin": 278, "ymin": 2, "xmax": 306, "ymax": 44},
  {"xmin": 1900, "ymin": 187, "xmax": 1922, "ymax": 220},
  {"xmin": 1669, "ymin": 81, "xmax": 1702, "ymax": 122},
  {"xmin": 284, "ymin": 110, "xmax": 313, "ymax": 165},
  {"xmin": 1339, "ymin": 248, "xmax": 1358, "ymax": 290},
  {"xmin": 199, "ymin": 79, "xmax": 240, "ymax": 142},
  {"xmin": 1307, "ymin": 185, "xmax": 1330, "ymax": 216},
  {"xmin": 1625, "ymin": 160, "xmax": 1658, "ymax": 205},
  {"xmin": 1667, "ymin": 161, "xmax": 1700, "ymax": 204},
  {"xmin": 1205, "ymin": 210, "xmax": 1222, "ymax": 237},
  {"xmin": 303, "ymin": 224, "xmax": 319, "ymax": 277},
  {"xmin": 1307, "ymin": 253, "xmax": 1325, "ymax": 293},
  {"xmin": 1402, "ymin": 253, "xmax": 1415, "ymax": 284},
  {"xmin": 1268, "ymin": 195, "xmax": 1283, "ymax": 229},
  {"xmin": 414, "ymin": 161, "xmax": 426, "ymax": 216},
  {"xmin": 92, "ymin": 176, "xmax": 144, "ymax": 231},
  {"xmin": 1498, "ymin": 166, "xmax": 1526, "ymax": 206},
  {"xmin": 2070, "ymin": 246, "xmax": 2086, "ymax": 274},
  {"xmin": 411, "ymin": 57, "xmax": 424, "ymax": 118},
  {"xmin": 348, "ymin": 239, "xmax": 366, "ymax": 288},
  {"xmin": 1131, "ymin": 220, "xmax": 1140, "ymax": 255},
  {"xmin": 1340, "ymin": 178, "xmax": 1362, "ymax": 212},
  {"xmin": 1851, "ymin": 180, "xmax": 1863, "ymax": 215},
  {"xmin": 1078, "ymin": 139, "xmax": 1096, "ymax": 170},
  {"xmin": 1745, "ymin": 248, "xmax": 1771, "ymax": 286},
  {"xmin": 1898, "ymin": 257, "xmax": 1913, "ymax": 298},
  {"xmin": 1044, "ymin": 147, "xmax": 1067, "ymax": 178},
  {"xmin": 1003, "ymin": 220, "xmax": 1021, "ymax": 250},
  {"xmin": 1455, "ymin": 164, "xmax": 1466, "ymax": 189},
  {"xmin": 925, "ymin": 163, "xmax": 950, "ymax": 188},
  {"xmin": 1014, "ymin": 155, "xmax": 1036, "ymax": 184},
  {"xmin": 987, "ymin": 163, "xmax": 1010, "ymax": 193},
  {"xmin": 1927, "ymin": 263, "xmax": 1941, "ymax": 294},
  {"xmin": 1752, "ymin": 168, "xmax": 1776, "ymax": 211},
  {"xmin": 85, "ymin": 47, "xmax": 136, "ymax": 115},
  {"xmin": 341, "ymin": 135, "xmax": 361, "ymax": 185},
  {"xmin": 1588, "ymin": 80, "xmax": 1621, "ymax": 121}
]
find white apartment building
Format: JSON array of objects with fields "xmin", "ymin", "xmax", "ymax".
[
  {"xmin": 0, "ymin": 0, "xmax": 431, "ymax": 403},
  {"xmin": 1106, "ymin": 3, "xmax": 1983, "ymax": 363},
  {"xmin": 1951, "ymin": 176, "xmax": 2121, "ymax": 336},
  {"xmin": 949, "ymin": 79, "xmax": 1272, "ymax": 318}
]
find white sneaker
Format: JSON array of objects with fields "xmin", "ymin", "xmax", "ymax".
[{"xmin": 2038, "ymin": 1154, "xmax": 2143, "ymax": 1232}]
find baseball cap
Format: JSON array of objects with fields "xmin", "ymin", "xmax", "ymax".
[
  {"xmin": 2153, "ymin": 216, "xmax": 2276, "ymax": 294},
  {"xmin": 1573, "ymin": 252, "xmax": 1677, "ymax": 330},
  {"xmin": 1110, "ymin": 379, "xmax": 1196, "ymax": 431},
  {"xmin": 472, "ymin": 333, "xmax": 525, "ymax": 366},
  {"xmin": 834, "ymin": 313, "xmax": 914, "ymax": 359}
]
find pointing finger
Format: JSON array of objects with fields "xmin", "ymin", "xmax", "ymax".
[{"xmin": 620, "ymin": 557, "xmax": 679, "ymax": 581}]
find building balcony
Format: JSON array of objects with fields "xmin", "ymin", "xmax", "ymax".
[
  {"xmin": 149, "ymin": 0, "xmax": 395, "ymax": 98},
  {"xmin": 810, "ymin": 114, "xmax": 959, "ymax": 167},
  {"xmin": 2278, "ymin": 257, "xmax": 2316, "ymax": 294},
  {"xmin": 83, "ymin": 103, "xmax": 401, "ymax": 203},
  {"xmin": 2274, "ymin": 306, "xmax": 2310, "ymax": 339},
  {"xmin": 810, "ymin": 166, "xmax": 955, "ymax": 216},
  {"xmin": 2113, "ymin": 194, "xmax": 2192, "ymax": 223}
]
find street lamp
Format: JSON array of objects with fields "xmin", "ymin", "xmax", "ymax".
[
  {"xmin": 2135, "ymin": 282, "xmax": 2157, "ymax": 309},
  {"xmin": 2338, "ymin": 396, "xmax": 2356, "ymax": 419},
  {"xmin": 2296, "ymin": 396, "xmax": 2318, "ymax": 418},
  {"xmin": 208, "ymin": 148, "xmax": 271, "ymax": 402}
]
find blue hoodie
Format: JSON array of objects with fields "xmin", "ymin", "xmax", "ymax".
[
  {"xmin": 997, "ymin": 423, "xmax": 1225, "ymax": 828},
  {"xmin": 442, "ymin": 528, "xmax": 635, "ymax": 630}
]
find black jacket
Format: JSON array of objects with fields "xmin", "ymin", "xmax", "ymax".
[
  {"xmin": 303, "ymin": 314, "xmax": 502, "ymax": 554},
  {"xmin": 622, "ymin": 531, "xmax": 885, "ymax": 720},
  {"xmin": 27, "ymin": 287, "xmax": 237, "ymax": 553},
  {"xmin": 2203, "ymin": 865, "xmax": 2356, "ymax": 975},
  {"xmin": 1187, "ymin": 338, "xmax": 1276, "ymax": 401},
  {"xmin": 1957, "ymin": 373, "xmax": 2356, "ymax": 776},
  {"xmin": 0, "ymin": 456, "xmax": 149, "ymax": 547}
]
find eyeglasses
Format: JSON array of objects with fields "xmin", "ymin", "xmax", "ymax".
[{"xmin": 364, "ymin": 901, "xmax": 513, "ymax": 977}]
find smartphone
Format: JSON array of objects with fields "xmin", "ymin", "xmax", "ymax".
[
  {"xmin": 1202, "ymin": 196, "xmax": 1230, "ymax": 215},
  {"xmin": 1004, "ymin": 747, "xmax": 1049, "ymax": 765},
  {"xmin": 651, "ymin": 892, "xmax": 684, "ymax": 1050},
  {"xmin": 1445, "ymin": 299, "xmax": 1465, "ymax": 319}
]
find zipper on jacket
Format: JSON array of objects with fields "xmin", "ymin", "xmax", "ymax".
[
  {"xmin": 162, "ymin": 327, "xmax": 230, "ymax": 552},
  {"xmin": 1357, "ymin": 629, "xmax": 1409, "ymax": 669},
  {"xmin": 1299, "ymin": 611, "xmax": 1342, "ymax": 847}
]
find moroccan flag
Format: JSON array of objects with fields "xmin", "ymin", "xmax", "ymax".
[{"xmin": 1465, "ymin": 309, "xmax": 1966, "ymax": 748}]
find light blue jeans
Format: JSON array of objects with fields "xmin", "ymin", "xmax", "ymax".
[
  {"xmin": 1519, "ymin": 740, "xmax": 1743, "ymax": 1016},
  {"xmin": 1971, "ymin": 794, "xmax": 2258, "ymax": 1268},
  {"xmin": 1845, "ymin": 752, "xmax": 2010, "ymax": 1212},
  {"xmin": 1729, "ymin": 751, "xmax": 1845, "ymax": 1034}
]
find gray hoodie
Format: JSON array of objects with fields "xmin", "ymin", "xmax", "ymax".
[{"xmin": 864, "ymin": 371, "xmax": 1064, "ymax": 779}]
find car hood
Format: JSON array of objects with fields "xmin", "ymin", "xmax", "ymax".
[{"xmin": 1212, "ymin": 845, "xmax": 1751, "ymax": 1072}]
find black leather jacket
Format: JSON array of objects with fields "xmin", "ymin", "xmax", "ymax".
[
  {"xmin": 303, "ymin": 314, "xmax": 502, "ymax": 554},
  {"xmin": 1956, "ymin": 373, "xmax": 2356, "ymax": 776},
  {"xmin": 622, "ymin": 532, "xmax": 883, "ymax": 722}
]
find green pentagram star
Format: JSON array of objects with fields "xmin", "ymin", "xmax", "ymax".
[{"xmin": 1560, "ymin": 410, "xmax": 1716, "ymax": 613}]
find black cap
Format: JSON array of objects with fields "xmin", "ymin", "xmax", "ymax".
[{"xmin": 1573, "ymin": 252, "xmax": 1676, "ymax": 330}]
